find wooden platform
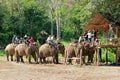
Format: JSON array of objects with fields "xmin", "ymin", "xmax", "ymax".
[
  {"xmin": 95, "ymin": 44, "xmax": 120, "ymax": 66},
  {"xmin": 100, "ymin": 44, "xmax": 120, "ymax": 48}
]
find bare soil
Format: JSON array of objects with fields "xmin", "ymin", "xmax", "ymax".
[{"xmin": 0, "ymin": 56, "xmax": 120, "ymax": 80}]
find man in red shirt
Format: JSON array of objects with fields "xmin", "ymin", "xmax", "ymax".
[{"xmin": 29, "ymin": 37, "xmax": 35, "ymax": 44}]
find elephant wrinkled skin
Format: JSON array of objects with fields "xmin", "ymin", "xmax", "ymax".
[
  {"xmin": 15, "ymin": 43, "xmax": 39, "ymax": 63},
  {"xmin": 5, "ymin": 43, "xmax": 17, "ymax": 61},
  {"xmin": 39, "ymin": 43, "xmax": 65, "ymax": 64},
  {"xmin": 64, "ymin": 42, "xmax": 82, "ymax": 64}
]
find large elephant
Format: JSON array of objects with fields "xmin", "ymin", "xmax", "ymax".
[
  {"xmin": 81, "ymin": 42, "xmax": 94, "ymax": 64},
  {"xmin": 39, "ymin": 43, "xmax": 65, "ymax": 64},
  {"xmin": 15, "ymin": 42, "xmax": 39, "ymax": 63},
  {"xmin": 5, "ymin": 43, "xmax": 17, "ymax": 61},
  {"xmin": 64, "ymin": 42, "xmax": 82, "ymax": 64}
]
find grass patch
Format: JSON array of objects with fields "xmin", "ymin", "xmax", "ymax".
[
  {"xmin": 0, "ymin": 60, "xmax": 7, "ymax": 62},
  {"xmin": 0, "ymin": 49, "xmax": 5, "ymax": 56}
]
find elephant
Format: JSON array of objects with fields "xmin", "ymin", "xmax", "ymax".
[
  {"xmin": 64, "ymin": 41, "xmax": 96, "ymax": 65},
  {"xmin": 79, "ymin": 41, "xmax": 102, "ymax": 65},
  {"xmin": 81, "ymin": 42, "xmax": 94, "ymax": 64},
  {"xmin": 5, "ymin": 43, "xmax": 17, "ymax": 61},
  {"xmin": 15, "ymin": 42, "xmax": 39, "ymax": 63},
  {"xmin": 39, "ymin": 43, "xmax": 65, "ymax": 64},
  {"xmin": 64, "ymin": 41, "xmax": 82, "ymax": 64}
]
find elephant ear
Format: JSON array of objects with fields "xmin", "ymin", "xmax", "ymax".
[{"xmin": 57, "ymin": 43, "xmax": 65, "ymax": 51}]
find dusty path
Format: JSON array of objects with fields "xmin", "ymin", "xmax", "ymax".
[{"xmin": 0, "ymin": 56, "xmax": 120, "ymax": 80}]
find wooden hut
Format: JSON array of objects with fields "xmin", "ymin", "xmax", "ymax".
[
  {"xmin": 84, "ymin": 13, "xmax": 120, "ymax": 38},
  {"xmin": 84, "ymin": 13, "xmax": 120, "ymax": 65},
  {"xmin": 84, "ymin": 13, "xmax": 110, "ymax": 38}
]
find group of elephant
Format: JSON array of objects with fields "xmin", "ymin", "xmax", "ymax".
[
  {"xmin": 65, "ymin": 41, "xmax": 102, "ymax": 65},
  {"xmin": 5, "ymin": 41, "xmax": 101, "ymax": 65}
]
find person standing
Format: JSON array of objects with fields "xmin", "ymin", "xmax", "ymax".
[
  {"xmin": 87, "ymin": 30, "xmax": 92, "ymax": 42},
  {"xmin": 92, "ymin": 29, "xmax": 97, "ymax": 41}
]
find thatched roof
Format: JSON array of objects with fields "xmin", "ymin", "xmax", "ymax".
[{"xmin": 84, "ymin": 13, "xmax": 110, "ymax": 32}]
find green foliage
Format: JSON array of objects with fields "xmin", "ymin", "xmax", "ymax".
[
  {"xmin": 0, "ymin": 49, "xmax": 5, "ymax": 56},
  {"xmin": 0, "ymin": 0, "xmax": 120, "ymax": 46},
  {"xmin": 102, "ymin": 48, "xmax": 116, "ymax": 62}
]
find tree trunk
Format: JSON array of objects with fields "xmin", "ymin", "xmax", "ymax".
[
  {"xmin": 56, "ymin": 0, "xmax": 61, "ymax": 39},
  {"xmin": 11, "ymin": 0, "xmax": 14, "ymax": 16},
  {"xmin": 2, "ymin": 0, "xmax": 6, "ymax": 4},
  {"xmin": 49, "ymin": 0, "xmax": 54, "ymax": 35}
]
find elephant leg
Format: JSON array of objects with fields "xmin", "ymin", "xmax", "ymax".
[
  {"xmin": 20, "ymin": 56, "xmax": 24, "ymax": 63},
  {"xmin": 28, "ymin": 55, "xmax": 31, "ymax": 63},
  {"xmin": 32, "ymin": 54, "xmax": 38, "ymax": 64},
  {"xmin": 64, "ymin": 51, "xmax": 67, "ymax": 64},
  {"xmin": 11, "ymin": 55, "xmax": 13, "ymax": 61},
  {"xmin": 91, "ymin": 54, "xmax": 94, "ymax": 63},
  {"xmin": 16, "ymin": 55, "xmax": 19, "ymax": 63},
  {"xmin": 36, "ymin": 53, "xmax": 39, "ymax": 63},
  {"xmin": 87, "ymin": 54, "xmax": 91, "ymax": 63},
  {"xmin": 43, "ymin": 57, "xmax": 46, "ymax": 63},
  {"xmin": 55, "ymin": 54, "xmax": 59, "ymax": 64},
  {"xmin": 39, "ymin": 57, "xmax": 42, "ymax": 64},
  {"xmin": 82, "ymin": 56, "xmax": 86, "ymax": 64},
  {"xmin": 6, "ymin": 54, "xmax": 9, "ymax": 61}
]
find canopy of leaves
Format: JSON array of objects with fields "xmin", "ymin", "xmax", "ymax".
[{"xmin": 0, "ymin": 0, "xmax": 120, "ymax": 46}]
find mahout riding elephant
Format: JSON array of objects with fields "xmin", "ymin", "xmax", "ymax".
[
  {"xmin": 39, "ymin": 43, "xmax": 65, "ymax": 64},
  {"xmin": 15, "ymin": 42, "xmax": 39, "ymax": 63},
  {"xmin": 5, "ymin": 43, "xmax": 17, "ymax": 61}
]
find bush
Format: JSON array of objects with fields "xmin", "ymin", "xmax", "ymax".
[
  {"xmin": 0, "ymin": 49, "xmax": 5, "ymax": 56},
  {"xmin": 101, "ymin": 48, "xmax": 116, "ymax": 62}
]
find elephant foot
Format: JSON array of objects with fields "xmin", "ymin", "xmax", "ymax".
[
  {"xmin": 21, "ymin": 61, "xmax": 24, "ymax": 63},
  {"xmin": 11, "ymin": 59, "xmax": 13, "ymax": 61},
  {"xmin": 35, "ymin": 62, "xmax": 39, "ymax": 64},
  {"xmin": 55, "ymin": 62, "xmax": 59, "ymax": 64},
  {"xmin": 29, "ymin": 61, "xmax": 32, "ymax": 64}
]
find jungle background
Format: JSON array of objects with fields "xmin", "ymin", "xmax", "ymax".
[{"xmin": 0, "ymin": 0, "xmax": 120, "ymax": 62}]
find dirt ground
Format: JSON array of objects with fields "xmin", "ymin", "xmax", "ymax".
[{"xmin": 0, "ymin": 56, "xmax": 120, "ymax": 80}]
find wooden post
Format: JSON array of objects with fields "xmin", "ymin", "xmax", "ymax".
[
  {"xmin": 106, "ymin": 31, "xmax": 108, "ymax": 45},
  {"xmin": 116, "ymin": 47, "xmax": 118, "ymax": 65},
  {"xmin": 116, "ymin": 27, "xmax": 118, "ymax": 38},
  {"xmin": 106, "ymin": 48, "xmax": 108, "ymax": 65},
  {"xmin": 97, "ymin": 48, "xmax": 100, "ymax": 66},
  {"xmin": 80, "ymin": 49, "xmax": 82, "ymax": 66},
  {"xmin": 95, "ymin": 49, "xmax": 97, "ymax": 65}
]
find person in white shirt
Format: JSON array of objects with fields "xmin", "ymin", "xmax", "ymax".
[
  {"xmin": 87, "ymin": 30, "xmax": 92, "ymax": 42},
  {"xmin": 47, "ymin": 35, "xmax": 52, "ymax": 43},
  {"xmin": 47, "ymin": 35, "xmax": 56, "ymax": 47}
]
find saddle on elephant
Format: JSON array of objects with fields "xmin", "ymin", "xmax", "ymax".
[{"xmin": 47, "ymin": 42, "xmax": 57, "ymax": 49}]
